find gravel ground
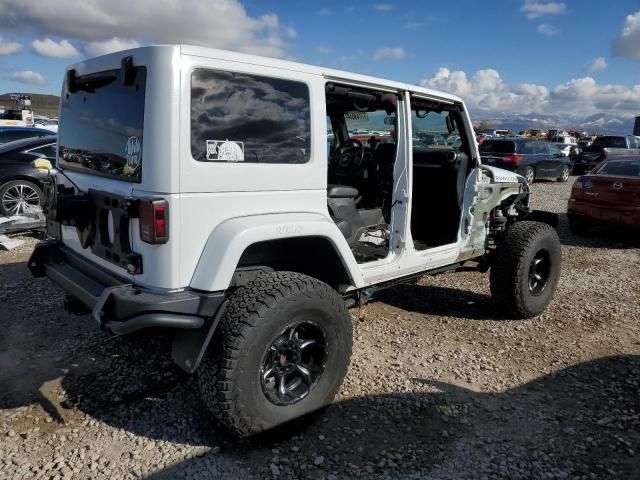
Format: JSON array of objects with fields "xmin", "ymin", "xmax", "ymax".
[{"xmin": 1, "ymin": 177, "xmax": 639, "ymax": 479}]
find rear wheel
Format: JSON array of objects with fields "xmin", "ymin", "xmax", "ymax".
[
  {"xmin": 490, "ymin": 221, "xmax": 561, "ymax": 319},
  {"xmin": 557, "ymin": 165, "xmax": 570, "ymax": 182},
  {"xmin": 197, "ymin": 271, "xmax": 352, "ymax": 438},
  {"xmin": 0, "ymin": 180, "xmax": 43, "ymax": 216},
  {"xmin": 524, "ymin": 166, "xmax": 535, "ymax": 185}
]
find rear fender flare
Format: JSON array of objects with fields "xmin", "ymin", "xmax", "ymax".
[{"xmin": 190, "ymin": 212, "xmax": 364, "ymax": 291}]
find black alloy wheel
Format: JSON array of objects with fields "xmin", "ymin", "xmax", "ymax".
[
  {"xmin": 261, "ymin": 322, "xmax": 328, "ymax": 406},
  {"xmin": 528, "ymin": 249, "xmax": 551, "ymax": 296}
]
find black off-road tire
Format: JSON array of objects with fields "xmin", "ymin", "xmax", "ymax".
[
  {"xmin": 490, "ymin": 221, "xmax": 561, "ymax": 319},
  {"xmin": 197, "ymin": 271, "xmax": 352, "ymax": 438}
]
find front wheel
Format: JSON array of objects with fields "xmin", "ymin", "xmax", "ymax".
[
  {"xmin": 557, "ymin": 165, "xmax": 570, "ymax": 182},
  {"xmin": 197, "ymin": 271, "xmax": 352, "ymax": 438},
  {"xmin": 490, "ymin": 221, "xmax": 561, "ymax": 319}
]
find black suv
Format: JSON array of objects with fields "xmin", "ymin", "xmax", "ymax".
[{"xmin": 479, "ymin": 139, "xmax": 571, "ymax": 184}]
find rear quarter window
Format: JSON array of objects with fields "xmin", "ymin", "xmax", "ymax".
[
  {"xmin": 479, "ymin": 140, "xmax": 515, "ymax": 154},
  {"xmin": 190, "ymin": 69, "xmax": 311, "ymax": 164}
]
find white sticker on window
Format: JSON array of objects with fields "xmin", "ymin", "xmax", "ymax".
[{"xmin": 206, "ymin": 139, "xmax": 245, "ymax": 162}]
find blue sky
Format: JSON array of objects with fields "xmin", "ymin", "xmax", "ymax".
[{"xmin": 0, "ymin": 0, "xmax": 639, "ymax": 119}]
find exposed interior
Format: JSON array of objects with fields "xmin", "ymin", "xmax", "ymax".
[
  {"xmin": 325, "ymin": 83, "xmax": 398, "ymax": 263},
  {"xmin": 409, "ymin": 96, "xmax": 474, "ymax": 249},
  {"xmin": 325, "ymin": 84, "xmax": 475, "ymax": 263}
]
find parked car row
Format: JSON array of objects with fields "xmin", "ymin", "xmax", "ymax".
[
  {"xmin": 1, "ymin": 130, "xmax": 636, "ymax": 234},
  {"xmin": 479, "ymin": 138, "xmax": 572, "ymax": 184}
]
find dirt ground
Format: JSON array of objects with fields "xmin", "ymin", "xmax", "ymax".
[{"xmin": 1, "ymin": 178, "xmax": 639, "ymax": 479}]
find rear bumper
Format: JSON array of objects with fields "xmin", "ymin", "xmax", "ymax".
[
  {"xmin": 28, "ymin": 240, "xmax": 225, "ymax": 332},
  {"xmin": 568, "ymin": 200, "xmax": 640, "ymax": 228}
]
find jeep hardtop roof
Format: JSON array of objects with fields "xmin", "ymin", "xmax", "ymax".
[{"xmin": 67, "ymin": 44, "xmax": 465, "ymax": 105}]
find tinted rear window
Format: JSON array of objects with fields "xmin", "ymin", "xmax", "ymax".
[
  {"xmin": 597, "ymin": 160, "xmax": 640, "ymax": 177},
  {"xmin": 592, "ymin": 136, "xmax": 627, "ymax": 148},
  {"xmin": 58, "ymin": 67, "xmax": 146, "ymax": 182},
  {"xmin": 191, "ymin": 69, "xmax": 310, "ymax": 164},
  {"xmin": 479, "ymin": 140, "xmax": 516, "ymax": 154}
]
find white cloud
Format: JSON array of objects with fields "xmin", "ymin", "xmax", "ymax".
[
  {"xmin": 31, "ymin": 37, "xmax": 78, "ymax": 58},
  {"xmin": 373, "ymin": 47, "xmax": 405, "ymax": 61},
  {"xmin": 613, "ymin": 10, "xmax": 640, "ymax": 59},
  {"xmin": 316, "ymin": 45, "xmax": 331, "ymax": 54},
  {"xmin": 318, "ymin": 8, "xmax": 331, "ymax": 15},
  {"xmin": 84, "ymin": 37, "xmax": 140, "ymax": 57},
  {"xmin": 9, "ymin": 70, "xmax": 46, "ymax": 85},
  {"xmin": 0, "ymin": 0, "xmax": 294, "ymax": 58},
  {"xmin": 587, "ymin": 57, "xmax": 608, "ymax": 73},
  {"xmin": 419, "ymin": 66, "xmax": 640, "ymax": 119},
  {"xmin": 0, "ymin": 36, "xmax": 21, "ymax": 54},
  {"xmin": 537, "ymin": 23, "xmax": 559, "ymax": 36},
  {"xmin": 521, "ymin": 1, "xmax": 566, "ymax": 20},
  {"xmin": 374, "ymin": 3, "xmax": 394, "ymax": 11}
]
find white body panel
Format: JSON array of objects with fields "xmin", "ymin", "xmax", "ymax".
[{"xmin": 56, "ymin": 44, "xmax": 521, "ymax": 293}]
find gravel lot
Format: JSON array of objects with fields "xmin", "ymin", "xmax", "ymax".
[{"xmin": 1, "ymin": 177, "xmax": 639, "ymax": 480}]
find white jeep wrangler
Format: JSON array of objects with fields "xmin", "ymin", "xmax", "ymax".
[{"xmin": 30, "ymin": 45, "xmax": 561, "ymax": 438}]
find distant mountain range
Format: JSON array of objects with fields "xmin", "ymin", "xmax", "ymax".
[
  {"xmin": 0, "ymin": 92, "xmax": 60, "ymax": 118},
  {"xmin": 472, "ymin": 112, "xmax": 637, "ymax": 135}
]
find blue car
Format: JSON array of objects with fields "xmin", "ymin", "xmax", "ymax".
[{"xmin": 0, "ymin": 126, "xmax": 55, "ymax": 145}]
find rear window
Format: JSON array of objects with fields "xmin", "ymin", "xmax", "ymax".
[
  {"xmin": 592, "ymin": 136, "xmax": 627, "ymax": 149},
  {"xmin": 479, "ymin": 140, "xmax": 516, "ymax": 154},
  {"xmin": 58, "ymin": 67, "xmax": 146, "ymax": 182},
  {"xmin": 0, "ymin": 130, "xmax": 46, "ymax": 144},
  {"xmin": 597, "ymin": 160, "xmax": 640, "ymax": 177},
  {"xmin": 191, "ymin": 69, "xmax": 310, "ymax": 164}
]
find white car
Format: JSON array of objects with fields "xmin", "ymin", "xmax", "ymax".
[
  {"xmin": 30, "ymin": 45, "xmax": 561, "ymax": 438},
  {"xmin": 549, "ymin": 135, "xmax": 579, "ymax": 158}
]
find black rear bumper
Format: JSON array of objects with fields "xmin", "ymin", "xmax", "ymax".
[{"xmin": 28, "ymin": 240, "xmax": 225, "ymax": 335}]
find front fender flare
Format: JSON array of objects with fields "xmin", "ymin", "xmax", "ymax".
[{"xmin": 189, "ymin": 212, "xmax": 364, "ymax": 291}]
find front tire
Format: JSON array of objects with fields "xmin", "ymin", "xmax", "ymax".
[
  {"xmin": 557, "ymin": 165, "xmax": 570, "ymax": 182},
  {"xmin": 490, "ymin": 221, "xmax": 561, "ymax": 319},
  {"xmin": 197, "ymin": 271, "xmax": 352, "ymax": 438}
]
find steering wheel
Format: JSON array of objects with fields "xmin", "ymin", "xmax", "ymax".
[{"xmin": 330, "ymin": 139, "xmax": 365, "ymax": 177}]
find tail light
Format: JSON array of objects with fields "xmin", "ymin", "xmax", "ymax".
[
  {"xmin": 504, "ymin": 154, "xmax": 524, "ymax": 164},
  {"xmin": 139, "ymin": 199, "xmax": 168, "ymax": 244}
]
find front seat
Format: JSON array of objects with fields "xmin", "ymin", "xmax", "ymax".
[{"xmin": 327, "ymin": 184, "xmax": 365, "ymax": 242}]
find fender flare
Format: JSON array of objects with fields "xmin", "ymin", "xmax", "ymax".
[{"xmin": 189, "ymin": 212, "xmax": 364, "ymax": 291}]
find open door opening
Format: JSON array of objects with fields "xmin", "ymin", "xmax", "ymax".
[
  {"xmin": 325, "ymin": 83, "xmax": 402, "ymax": 263},
  {"xmin": 409, "ymin": 97, "xmax": 474, "ymax": 250}
]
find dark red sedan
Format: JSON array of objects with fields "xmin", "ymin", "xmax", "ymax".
[{"xmin": 568, "ymin": 156, "xmax": 640, "ymax": 233}]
